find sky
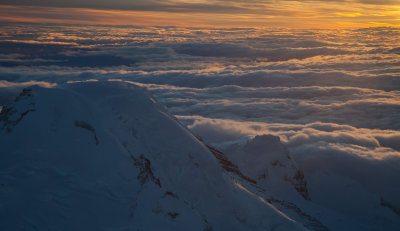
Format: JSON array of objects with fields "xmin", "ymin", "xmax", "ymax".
[{"xmin": 1, "ymin": 0, "xmax": 400, "ymax": 28}]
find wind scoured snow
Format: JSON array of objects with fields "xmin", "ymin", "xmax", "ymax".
[{"xmin": 0, "ymin": 81, "xmax": 305, "ymax": 231}]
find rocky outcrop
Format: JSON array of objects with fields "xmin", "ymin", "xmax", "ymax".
[{"xmin": 0, "ymin": 88, "xmax": 35, "ymax": 133}]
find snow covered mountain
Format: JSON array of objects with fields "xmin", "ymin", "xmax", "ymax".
[
  {"xmin": 0, "ymin": 81, "xmax": 307, "ymax": 231},
  {"xmin": 213, "ymin": 133, "xmax": 400, "ymax": 231},
  {"xmin": 210, "ymin": 136, "xmax": 330, "ymax": 231}
]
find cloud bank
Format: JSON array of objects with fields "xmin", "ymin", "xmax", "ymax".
[{"xmin": 0, "ymin": 23, "xmax": 399, "ymax": 228}]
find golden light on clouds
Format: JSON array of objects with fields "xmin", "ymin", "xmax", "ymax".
[{"xmin": 0, "ymin": 0, "xmax": 399, "ymax": 28}]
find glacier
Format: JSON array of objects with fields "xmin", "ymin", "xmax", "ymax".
[{"xmin": 0, "ymin": 81, "xmax": 305, "ymax": 231}]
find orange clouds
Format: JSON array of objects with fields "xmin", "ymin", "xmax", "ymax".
[{"xmin": 0, "ymin": 1, "xmax": 399, "ymax": 29}]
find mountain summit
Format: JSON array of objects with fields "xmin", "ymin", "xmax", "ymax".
[{"xmin": 0, "ymin": 81, "xmax": 305, "ymax": 231}]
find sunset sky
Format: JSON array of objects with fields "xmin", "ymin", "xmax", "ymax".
[{"xmin": 1, "ymin": 0, "xmax": 400, "ymax": 28}]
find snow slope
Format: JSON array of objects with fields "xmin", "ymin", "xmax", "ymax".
[
  {"xmin": 0, "ymin": 81, "xmax": 306, "ymax": 231},
  {"xmin": 217, "ymin": 135, "xmax": 400, "ymax": 231}
]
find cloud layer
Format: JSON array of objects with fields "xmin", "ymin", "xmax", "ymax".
[
  {"xmin": 0, "ymin": 22, "xmax": 399, "ymax": 228},
  {"xmin": 1, "ymin": 0, "xmax": 400, "ymax": 27}
]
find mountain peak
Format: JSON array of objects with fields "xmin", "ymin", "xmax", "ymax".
[{"xmin": 0, "ymin": 81, "xmax": 305, "ymax": 231}]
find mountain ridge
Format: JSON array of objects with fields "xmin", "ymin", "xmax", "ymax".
[{"xmin": 0, "ymin": 81, "xmax": 306, "ymax": 231}]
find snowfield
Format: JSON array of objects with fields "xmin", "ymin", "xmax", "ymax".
[{"xmin": 0, "ymin": 81, "xmax": 305, "ymax": 231}]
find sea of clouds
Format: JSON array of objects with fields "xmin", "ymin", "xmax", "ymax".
[{"xmin": 1, "ymin": 23, "xmax": 400, "ymax": 221}]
